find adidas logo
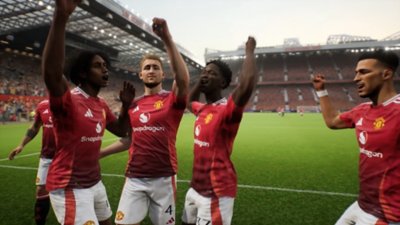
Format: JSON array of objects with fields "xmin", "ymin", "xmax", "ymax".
[
  {"xmin": 356, "ymin": 118, "xmax": 363, "ymax": 126},
  {"xmin": 84, "ymin": 109, "xmax": 94, "ymax": 118},
  {"xmin": 43, "ymin": 109, "xmax": 49, "ymax": 114}
]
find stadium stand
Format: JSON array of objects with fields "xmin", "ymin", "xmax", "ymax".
[
  {"xmin": 1, "ymin": 1, "xmax": 400, "ymax": 119},
  {"xmin": 206, "ymin": 35, "xmax": 400, "ymax": 112},
  {"xmin": 0, "ymin": 0, "xmax": 203, "ymax": 122}
]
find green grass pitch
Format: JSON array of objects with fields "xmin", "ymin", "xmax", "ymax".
[{"xmin": 0, "ymin": 113, "xmax": 359, "ymax": 224}]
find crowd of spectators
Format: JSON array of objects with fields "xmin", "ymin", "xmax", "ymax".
[{"xmin": 2, "ymin": 49, "xmax": 399, "ymax": 122}]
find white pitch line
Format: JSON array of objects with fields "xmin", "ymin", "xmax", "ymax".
[
  {"xmin": 237, "ymin": 184, "xmax": 357, "ymax": 197},
  {"xmin": 0, "ymin": 165, "xmax": 358, "ymax": 198},
  {"xmin": 0, "ymin": 138, "xmax": 119, "ymax": 162},
  {"xmin": 0, "ymin": 164, "xmax": 37, "ymax": 170},
  {"xmin": 0, "ymin": 152, "xmax": 40, "ymax": 162}
]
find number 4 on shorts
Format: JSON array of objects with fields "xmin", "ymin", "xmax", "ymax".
[{"xmin": 165, "ymin": 205, "xmax": 173, "ymax": 215}]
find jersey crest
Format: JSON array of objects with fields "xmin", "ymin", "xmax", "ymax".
[
  {"xmin": 204, "ymin": 113, "xmax": 213, "ymax": 124},
  {"xmin": 373, "ymin": 117, "xmax": 385, "ymax": 130},
  {"xmin": 154, "ymin": 100, "xmax": 164, "ymax": 109}
]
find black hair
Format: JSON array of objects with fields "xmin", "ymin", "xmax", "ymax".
[
  {"xmin": 68, "ymin": 51, "xmax": 110, "ymax": 85},
  {"xmin": 358, "ymin": 50, "xmax": 399, "ymax": 72},
  {"xmin": 206, "ymin": 60, "xmax": 232, "ymax": 89}
]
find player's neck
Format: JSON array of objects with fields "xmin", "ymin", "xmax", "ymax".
[
  {"xmin": 205, "ymin": 92, "xmax": 223, "ymax": 104},
  {"xmin": 144, "ymin": 84, "xmax": 162, "ymax": 96},
  {"xmin": 371, "ymin": 84, "xmax": 397, "ymax": 106},
  {"xmin": 79, "ymin": 84, "xmax": 100, "ymax": 97}
]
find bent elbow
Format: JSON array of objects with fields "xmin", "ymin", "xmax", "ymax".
[{"xmin": 326, "ymin": 122, "xmax": 340, "ymax": 130}]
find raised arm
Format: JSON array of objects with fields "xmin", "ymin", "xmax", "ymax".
[
  {"xmin": 9, "ymin": 119, "xmax": 42, "ymax": 160},
  {"xmin": 99, "ymin": 137, "xmax": 131, "ymax": 159},
  {"xmin": 232, "ymin": 37, "xmax": 257, "ymax": 107},
  {"xmin": 312, "ymin": 74, "xmax": 348, "ymax": 129},
  {"xmin": 42, "ymin": 0, "xmax": 81, "ymax": 97},
  {"xmin": 187, "ymin": 78, "xmax": 202, "ymax": 112},
  {"xmin": 106, "ymin": 81, "xmax": 135, "ymax": 137},
  {"xmin": 152, "ymin": 18, "xmax": 189, "ymax": 98}
]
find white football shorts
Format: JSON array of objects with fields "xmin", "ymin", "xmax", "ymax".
[
  {"xmin": 35, "ymin": 157, "xmax": 52, "ymax": 186},
  {"xmin": 49, "ymin": 180, "xmax": 112, "ymax": 225},
  {"xmin": 335, "ymin": 201, "xmax": 400, "ymax": 225},
  {"xmin": 115, "ymin": 175, "xmax": 177, "ymax": 225},
  {"xmin": 182, "ymin": 187, "xmax": 234, "ymax": 225}
]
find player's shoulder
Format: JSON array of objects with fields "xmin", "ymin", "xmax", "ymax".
[
  {"xmin": 386, "ymin": 94, "xmax": 400, "ymax": 107},
  {"xmin": 156, "ymin": 90, "xmax": 172, "ymax": 99},
  {"xmin": 159, "ymin": 90, "xmax": 171, "ymax": 96},
  {"xmin": 70, "ymin": 87, "xmax": 81, "ymax": 95},
  {"xmin": 37, "ymin": 99, "xmax": 50, "ymax": 107},
  {"xmin": 353, "ymin": 102, "xmax": 371, "ymax": 111}
]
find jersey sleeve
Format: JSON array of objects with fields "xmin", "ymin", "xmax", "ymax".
[
  {"xmin": 339, "ymin": 105, "xmax": 364, "ymax": 128},
  {"xmin": 223, "ymin": 96, "xmax": 244, "ymax": 124},
  {"xmin": 49, "ymin": 87, "xmax": 72, "ymax": 118}
]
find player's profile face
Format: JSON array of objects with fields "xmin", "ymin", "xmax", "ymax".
[{"xmin": 88, "ymin": 55, "xmax": 109, "ymax": 87}]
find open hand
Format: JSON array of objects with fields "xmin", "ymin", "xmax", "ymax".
[{"xmin": 119, "ymin": 81, "xmax": 135, "ymax": 108}]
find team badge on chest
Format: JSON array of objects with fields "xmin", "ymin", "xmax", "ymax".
[
  {"xmin": 205, "ymin": 113, "xmax": 213, "ymax": 124},
  {"xmin": 154, "ymin": 100, "xmax": 164, "ymax": 109},
  {"xmin": 373, "ymin": 117, "xmax": 385, "ymax": 130}
]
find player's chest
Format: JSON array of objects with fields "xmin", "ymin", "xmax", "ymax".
[
  {"xmin": 73, "ymin": 101, "xmax": 107, "ymax": 133},
  {"xmin": 354, "ymin": 112, "xmax": 400, "ymax": 147},
  {"xmin": 130, "ymin": 99, "xmax": 170, "ymax": 124},
  {"xmin": 194, "ymin": 109, "xmax": 223, "ymax": 137}
]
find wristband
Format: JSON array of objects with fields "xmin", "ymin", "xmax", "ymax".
[{"xmin": 316, "ymin": 90, "xmax": 328, "ymax": 98}]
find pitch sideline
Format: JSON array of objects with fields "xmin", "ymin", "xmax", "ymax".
[{"xmin": 0, "ymin": 164, "xmax": 357, "ymax": 198}]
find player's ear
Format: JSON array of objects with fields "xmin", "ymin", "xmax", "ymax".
[
  {"xmin": 139, "ymin": 71, "xmax": 144, "ymax": 80},
  {"xmin": 382, "ymin": 69, "xmax": 393, "ymax": 80},
  {"xmin": 220, "ymin": 77, "xmax": 227, "ymax": 89}
]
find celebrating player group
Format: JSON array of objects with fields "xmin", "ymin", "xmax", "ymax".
[{"xmin": 7, "ymin": 0, "xmax": 400, "ymax": 225}]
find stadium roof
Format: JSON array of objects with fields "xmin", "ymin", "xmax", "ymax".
[
  {"xmin": 0, "ymin": 0, "xmax": 203, "ymax": 76},
  {"xmin": 205, "ymin": 38, "xmax": 400, "ymax": 62}
]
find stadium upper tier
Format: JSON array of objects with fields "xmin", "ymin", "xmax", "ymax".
[
  {"xmin": 218, "ymin": 46, "xmax": 400, "ymax": 112},
  {"xmin": 0, "ymin": 0, "xmax": 203, "ymax": 77}
]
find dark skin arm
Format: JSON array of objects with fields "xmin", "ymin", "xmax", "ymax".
[
  {"xmin": 9, "ymin": 119, "xmax": 42, "ymax": 160},
  {"xmin": 106, "ymin": 81, "xmax": 135, "ymax": 137},
  {"xmin": 232, "ymin": 36, "xmax": 257, "ymax": 107},
  {"xmin": 187, "ymin": 78, "xmax": 202, "ymax": 112},
  {"xmin": 42, "ymin": 0, "xmax": 81, "ymax": 97}
]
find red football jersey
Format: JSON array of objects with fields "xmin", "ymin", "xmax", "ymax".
[
  {"xmin": 190, "ymin": 96, "xmax": 244, "ymax": 198},
  {"xmin": 46, "ymin": 87, "xmax": 116, "ymax": 191},
  {"xmin": 126, "ymin": 90, "xmax": 186, "ymax": 178},
  {"xmin": 340, "ymin": 94, "xmax": 400, "ymax": 222},
  {"xmin": 35, "ymin": 100, "xmax": 56, "ymax": 159}
]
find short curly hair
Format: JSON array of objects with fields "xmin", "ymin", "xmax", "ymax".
[
  {"xmin": 68, "ymin": 51, "xmax": 110, "ymax": 85},
  {"xmin": 206, "ymin": 60, "xmax": 232, "ymax": 89}
]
